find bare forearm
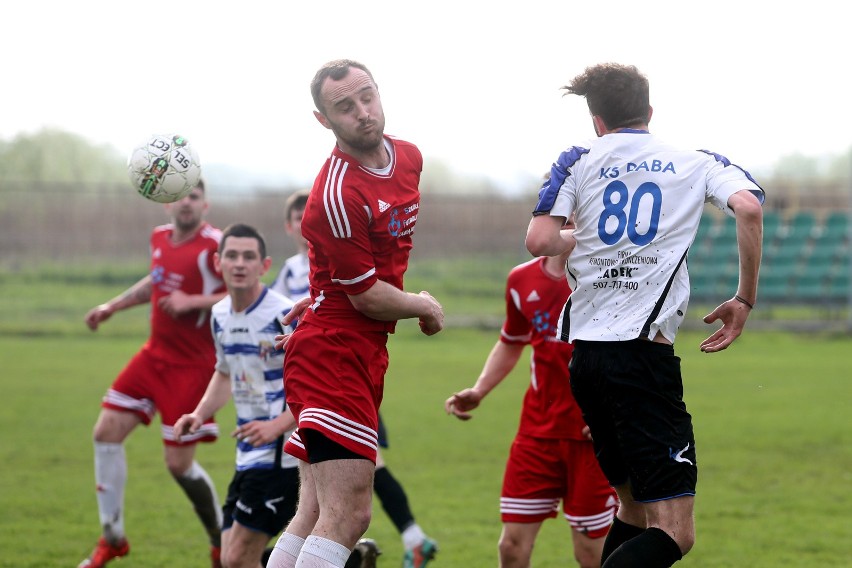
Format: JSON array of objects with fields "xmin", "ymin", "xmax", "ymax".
[
  {"xmin": 732, "ymin": 192, "xmax": 763, "ymax": 304},
  {"xmin": 192, "ymin": 371, "xmax": 232, "ymax": 421},
  {"xmin": 348, "ymin": 279, "xmax": 437, "ymax": 321},
  {"xmin": 109, "ymin": 275, "xmax": 153, "ymax": 311},
  {"xmin": 473, "ymin": 341, "xmax": 525, "ymax": 398}
]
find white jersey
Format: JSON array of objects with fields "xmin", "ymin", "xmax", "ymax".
[
  {"xmin": 211, "ymin": 287, "xmax": 298, "ymax": 470},
  {"xmin": 270, "ymin": 252, "xmax": 310, "ymax": 301},
  {"xmin": 533, "ymin": 130, "xmax": 764, "ymax": 343}
]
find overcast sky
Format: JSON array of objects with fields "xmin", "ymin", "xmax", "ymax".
[{"xmin": 4, "ymin": 1, "xmax": 849, "ymax": 193}]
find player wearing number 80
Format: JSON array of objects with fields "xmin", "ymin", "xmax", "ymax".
[{"xmin": 526, "ymin": 63, "xmax": 764, "ymax": 567}]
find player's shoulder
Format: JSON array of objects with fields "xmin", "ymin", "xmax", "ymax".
[
  {"xmin": 284, "ymin": 252, "xmax": 307, "ymax": 267},
  {"xmin": 151, "ymin": 223, "xmax": 173, "ymax": 238},
  {"xmin": 509, "ymin": 257, "xmax": 542, "ymax": 277},
  {"xmin": 263, "ymin": 287, "xmax": 296, "ymax": 311},
  {"xmin": 199, "ymin": 223, "xmax": 223, "ymax": 242},
  {"xmin": 211, "ymin": 294, "xmax": 232, "ymax": 319},
  {"xmin": 387, "ymin": 135, "xmax": 423, "ymax": 165}
]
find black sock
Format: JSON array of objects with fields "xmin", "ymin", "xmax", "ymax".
[
  {"xmin": 602, "ymin": 527, "xmax": 683, "ymax": 568},
  {"xmin": 373, "ymin": 466, "xmax": 415, "ymax": 533},
  {"xmin": 601, "ymin": 517, "xmax": 646, "ymax": 563}
]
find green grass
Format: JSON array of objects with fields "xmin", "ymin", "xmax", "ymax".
[{"xmin": 1, "ymin": 266, "xmax": 851, "ymax": 566}]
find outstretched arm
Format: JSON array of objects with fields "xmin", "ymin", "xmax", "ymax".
[
  {"xmin": 701, "ymin": 189, "xmax": 763, "ymax": 352},
  {"xmin": 158, "ymin": 289, "xmax": 227, "ymax": 318},
  {"xmin": 84, "ymin": 274, "xmax": 153, "ymax": 331},
  {"xmin": 445, "ymin": 341, "xmax": 525, "ymax": 420}
]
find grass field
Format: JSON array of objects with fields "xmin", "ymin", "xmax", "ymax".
[{"xmin": 1, "ymin": 268, "xmax": 851, "ymax": 566}]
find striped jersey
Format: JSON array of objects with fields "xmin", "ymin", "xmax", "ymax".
[
  {"xmin": 147, "ymin": 222, "xmax": 224, "ymax": 365},
  {"xmin": 270, "ymin": 251, "xmax": 310, "ymax": 301},
  {"xmin": 533, "ymin": 130, "xmax": 764, "ymax": 343},
  {"xmin": 211, "ymin": 287, "xmax": 298, "ymax": 470},
  {"xmin": 301, "ymin": 136, "xmax": 422, "ymax": 332}
]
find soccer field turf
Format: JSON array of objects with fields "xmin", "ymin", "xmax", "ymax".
[{"xmin": 1, "ymin": 325, "xmax": 850, "ymax": 566}]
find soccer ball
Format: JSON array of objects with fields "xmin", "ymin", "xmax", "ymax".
[{"xmin": 127, "ymin": 134, "xmax": 202, "ymax": 203}]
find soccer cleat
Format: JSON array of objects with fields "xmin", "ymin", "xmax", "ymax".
[
  {"xmin": 345, "ymin": 538, "xmax": 382, "ymax": 568},
  {"xmin": 77, "ymin": 537, "xmax": 130, "ymax": 568},
  {"xmin": 403, "ymin": 537, "xmax": 438, "ymax": 568},
  {"xmin": 211, "ymin": 545, "xmax": 222, "ymax": 568}
]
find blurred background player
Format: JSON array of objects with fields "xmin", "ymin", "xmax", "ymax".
[
  {"xmin": 271, "ymin": 188, "xmax": 438, "ymax": 567},
  {"xmin": 79, "ymin": 181, "xmax": 227, "ymax": 568},
  {"xmin": 270, "ymin": 190, "xmax": 311, "ymax": 300},
  {"xmin": 174, "ymin": 223, "xmax": 297, "ymax": 568},
  {"xmin": 267, "ymin": 59, "xmax": 444, "ymax": 568},
  {"xmin": 446, "ymin": 219, "xmax": 617, "ymax": 568}
]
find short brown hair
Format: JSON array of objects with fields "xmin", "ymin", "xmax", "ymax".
[
  {"xmin": 562, "ymin": 63, "xmax": 650, "ymax": 130},
  {"xmin": 284, "ymin": 189, "xmax": 310, "ymax": 222},
  {"xmin": 219, "ymin": 223, "xmax": 266, "ymax": 258},
  {"xmin": 310, "ymin": 59, "xmax": 375, "ymax": 114}
]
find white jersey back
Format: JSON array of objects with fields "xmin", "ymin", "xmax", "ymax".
[
  {"xmin": 533, "ymin": 130, "xmax": 764, "ymax": 343},
  {"xmin": 270, "ymin": 252, "xmax": 310, "ymax": 301},
  {"xmin": 211, "ymin": 287, "xmax": 298, "ymax": 470}
]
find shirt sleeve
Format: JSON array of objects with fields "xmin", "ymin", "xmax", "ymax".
[{"xmin": 500, "ymin": 269, "xmax": 533, "ymax": 345}]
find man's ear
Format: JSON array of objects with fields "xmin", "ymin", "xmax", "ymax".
[{"xmin": 314, "ymin": 110, "xmax": 331, "ymax": 130}]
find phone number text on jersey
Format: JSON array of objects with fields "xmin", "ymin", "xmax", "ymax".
[{"xmin": 592, "ymin": 280, "xmax": 639, "ymax": 290}]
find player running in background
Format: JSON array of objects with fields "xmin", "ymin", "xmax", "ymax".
[
  {"xmin": 446, "ymin": 219, "xmax": 617, "ymax": 568},
  {"xmin": 271, "ymin": 189, "xmax": 438, "ymax": 567},
  {"xmin": 267, "ymin": 59, "xmax": 444, "ymax": 568},
  {"xmin": 526, "ymin": 63, "xmax": 764, "ymax": 567},
  {"xmin": 174, "ymin": 223, "xmax": 297, "ymax": 568},
  {"xmin": 80, "ymin": 181, "xmax": 227, "ymax": 568}
]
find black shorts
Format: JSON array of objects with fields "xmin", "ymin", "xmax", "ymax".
[
  {"xmin": 569, "ymin": 339, "xmax": 697, "ymax": 502},
  {"xmin": 377, "ymin": 413, "xmax": 388, "ymax": 449},
  {"xmin": 222, "ymin": 467, "xmax": 299, "ymax": 536}
]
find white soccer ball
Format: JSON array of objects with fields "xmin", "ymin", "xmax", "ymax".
[{"xmin": 127, "ymin": 134, "xmax": 202, "ymax": 203}]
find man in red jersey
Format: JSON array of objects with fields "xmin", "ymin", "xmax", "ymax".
[
  {"xmin": 446, "ymin": 222, "xmax": 617, "ymax": 568},
  {"xmin": 267, "ymin": 60, "xmax": 444, "ymax": 568},
  {"xmin": 79, "ymin": 181, "xmax": 227, "ymax": 568}
]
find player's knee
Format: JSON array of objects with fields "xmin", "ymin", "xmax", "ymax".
[
  {"xmin": 222, "ymin": 544, "xmax": 252, "ymax": 568},
  {"xmin": 573, "ymin": 542, "xmax": 602, "ymax": 568},
  {"xmin": 498, "ymin": 532, "xmax": 531, "ymax": 565},
  {"xmin": 349, "ymin": 504, "xmax": 372, "ymax": 539}
]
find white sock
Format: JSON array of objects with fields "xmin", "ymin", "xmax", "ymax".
[
  {"xmin": 267, "ymin": 533, "xmax": 305, "ymax": 568},
  {"xmin": 94, "ymin": 442, "xmax": 126, "ymax": 543},
  {"xmin": 402, "ymin": 523, "xmax": 426, "ymax": 550},
  {"xmin": 296, "ymin": 535, "xmax": 351, "ymax": 567}
]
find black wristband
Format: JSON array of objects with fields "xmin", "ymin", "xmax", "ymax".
[{"xmin": 734, "ymin": 295, "xmax": 754, "ymax": 309}]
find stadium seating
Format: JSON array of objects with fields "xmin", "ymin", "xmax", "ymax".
[{"xmin": 689, "ymin": 210, "xmax": 850, "ymax": 306}]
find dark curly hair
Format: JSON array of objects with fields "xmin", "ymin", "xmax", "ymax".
[{"xmin": 562, "ymin": 63, "xmax": 650, "ymax": 130}]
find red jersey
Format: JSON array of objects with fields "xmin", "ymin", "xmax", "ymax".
[
  {"xmin": 501, "ymin": 257, "xmax": 586, "ymax": 440},
  {"xmin": 146, "ymin": 222, "xmax": 224, "ymax": 365},
  {"xmin": 301, "ymin": 136, "xmax": 422, "ymax": 332}
]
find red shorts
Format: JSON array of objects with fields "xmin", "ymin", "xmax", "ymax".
[
  {"xmin": 283, "ymin": 322, "xmax": 389, "ymax": 463},
  {"xmin": 501, "ymin": 434, "xmax": 617, "ymax": 538},
  {"xmin": 103, "ymin": 348, "xmax": 218, "ymax": 446}
]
